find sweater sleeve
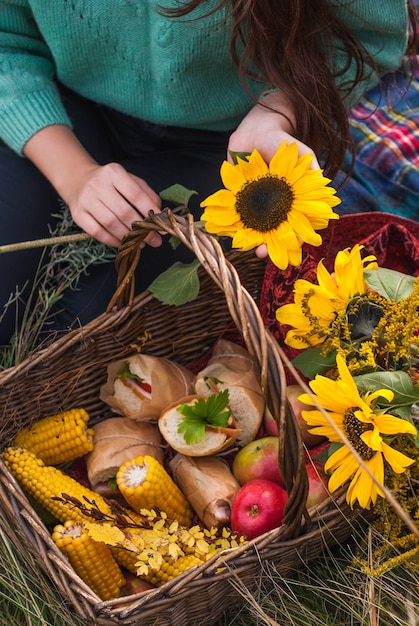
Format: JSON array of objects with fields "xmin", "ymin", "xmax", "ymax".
[
  {"xmin": 329, "ymin": 0, "xmax": 410, "ymax": 108},
  {"xmin": 0, "ymin": 1, "xmax": 72, "ymax": 155}
]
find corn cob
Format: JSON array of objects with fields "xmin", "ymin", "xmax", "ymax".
[
  {"xmin": 116, "ymin": 455, "xmax": 193, "ymax": 526},
  {"xmin": 52, "ymin": 521, "xmax": 126, "ymax": 600},
  {"xmin": 2, "ymin": 447, "xmax": 113, "ymax": 523},
  {"xmin": 14, "ymin": 408, "xmax": 94, "ymax": 466}
]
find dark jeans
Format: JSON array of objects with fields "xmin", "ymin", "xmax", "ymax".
[{"xmin": 0, "ymin": 86, "xmax": 230, "ymax": 346}]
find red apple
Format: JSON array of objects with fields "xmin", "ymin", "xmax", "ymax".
[
  {"xmin": 232, "ymin": 437, "xmax": 285, "ymax": 487},
  {"xmin": 305, "ymin": 460, "xmax": 330, "ymax": 509},
  {"xmin": 263, "ymin": 405, "xmax": 279, "ymax": 437},
  {"xmin": 230, "ymin": 478, "xmax": 288, "ymax": 540},
  {"xmin": 304, "ymin": 440, "xmax": 330, "ymax": 464}
]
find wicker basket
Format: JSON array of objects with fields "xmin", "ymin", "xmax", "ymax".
[{"xmin": 0, "ymin": 211, "xmax": 365, "ymax": 626}]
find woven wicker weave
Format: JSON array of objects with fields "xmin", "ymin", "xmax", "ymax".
[{"xmin": 0, "ymin": 211, "xmax": 364, "ymax": 626}]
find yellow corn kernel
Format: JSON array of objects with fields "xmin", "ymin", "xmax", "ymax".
[
  {"xmin": 116, "ymin": 455, "xmax": 193, "ymax": 526},
  {"xmin": 52, "ymin": 521, "xmax": 126, "ymax": 600},
  {"xmin": 14, "ymin": 408, "xmax": 94, "ymax": 466},
  {"xmin": 2, "ymin": 447, "xmax": 113, "ymax": 523},
  {"xmin": 111, "ymin": 546, "xmax": 139, "ymax": 574}
]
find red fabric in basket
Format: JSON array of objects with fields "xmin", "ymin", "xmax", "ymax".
[{"xmin": 259, "ymin": 213, "xmax": 419, "ymax": 378}]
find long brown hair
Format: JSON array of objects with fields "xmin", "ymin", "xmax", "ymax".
[{"xmin": 161, "ymin": 0, "xmax": 418, "ymax": 177}]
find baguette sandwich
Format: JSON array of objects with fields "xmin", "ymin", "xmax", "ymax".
[
  {"xmin": 158, "ymin": 393, "xmax": 241, "ymax": 456},
  {"xmin": 169, "ymin": 454, "xmax": 241, "ymax": 529},
  {"xmin": 100, "ymin": 353, "xmax": 195, "ymax": 420},
  {"xmin": 194, "ymin": 339, "xmax": 265, "ymax": 446}
]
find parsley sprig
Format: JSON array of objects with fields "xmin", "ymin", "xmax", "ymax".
[{"xmin": 176, "ymin": 389, "xmax": 232, "ymax": 445}]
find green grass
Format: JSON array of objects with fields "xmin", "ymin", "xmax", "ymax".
[{"xmin": 2, "ymin": 523, "xmax": 419, "ymax": 626}]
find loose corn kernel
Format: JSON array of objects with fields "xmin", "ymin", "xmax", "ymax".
[
  {"xmin": 52, "ymin": 521, "xmax": 125, "ymax": 600},
  {"xmin": 116, "ymin": 455, "xmax": 193, "ymax": 526},
  {"xmin": 2, "ymin": 447, "xmax": 113, "ymax": 523},
  {"xmin": 14, "ymin": 408, "xmax": 94, "ymax": 465}
]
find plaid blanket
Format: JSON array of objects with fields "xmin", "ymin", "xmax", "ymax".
[{"xmin": 337, "ymin": 59, "xmax": 419, "ymax": 220}]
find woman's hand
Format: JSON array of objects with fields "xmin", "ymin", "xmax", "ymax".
[
  {"xmin": 227, "ymin": 90, "xmax": 320, "ymax": 168},
  {"xmin": 24, "ymin": 125, "xmax": 162, "ymax": 248},
  {"xmin": 63, "ymin": 162, "xmax": 162, "ymax": 248}
]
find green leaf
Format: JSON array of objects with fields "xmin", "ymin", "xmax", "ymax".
[
  {"xmin": 177, "ymin": 415, "xmax": 207, "ymax": 445},
  {"xmin": 148, "ymin": 260, "xmax": 201, "ymax": 305},
  {"xmin": 116, "ymin": 363, "xmax": 142, "ymax": 381},
  {"xmin": 176, "ymin": 390, "xmax": 231, "ymax": 445},
  {"xmin": 228, "ymin": 151, "xmax": 251, "ymax": 165},
  {"xmin": 364, "ymin": 267, "xmax": 415, "ymax": 302},
  {"xmin": 292, "ymin": 348, "xmax": 337, "ymax": 378},
  {"xmin": 354, "ymin": 370, "xmax": 419, "ymax": 408},
  {"xmin": 159, "ymin": 184, "xmax": 197, "ymax": 206}
]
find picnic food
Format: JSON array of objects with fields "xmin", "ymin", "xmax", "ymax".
[
  {"xmin": 52, "ymin": 521, "xmax": 126, "ymax": 601},
  {"xmin": 116, "ymin": 454, "xmax": 193, "ymax": 526},
  {"xmin": 194, "ymin": 339, "xmax": 265, "ymax": 446},
  {"xmin": 169, "ymin": 454, "xmax": 241, "ymax": 529},
  {"xmin": 85, "ymin": 418, "xmax": 164, "ymax": 496},
  {"xmin": 13, "ymin": 408, "xmax": 94, "ymax": 465},
  {"xmin": 230, "ymin": 478, "xmax": 288, "ymax": 540},
  {"xmin": 158, "ymin": 392, "xmax": 241, "ymax": 456},
  {"xmin": 2, "ymin": 446, "xmax": 114, "ymax": 523},
  {"xmin": 100, "ymin": 353, "xmax": 195, "ymax": 420}
]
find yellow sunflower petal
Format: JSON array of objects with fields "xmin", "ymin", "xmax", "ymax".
[
  {"xmin": 307, "ymin": 376, "xmax": 353, "ymax": 413},
  {"xmin": 283, "ymin": 153, "xmax": 314, "ymax": 185},
  {"xmin": 381, "ymin": 442, "xmax": 415, "ymax": 473},
  {"xmin": 237, "ymin": 149, "xmax": 269, "ymax": 179},
  {"xmin": 287, "ymin": 245, "xmax": 304, "ymax": 267},
  {"xmin": 264, "ymin": 230, "xmax": 290, "ymax": 270},
  {"xmin": 268, "ymin": 141, "xmax": 299, "ymax": 177},
  {"xmin": 200, "ymin": 188, "xmax": 236, "ymax": 209},
  {"xmin": 284, "ymin": 330, "xmax": 322, "ymax": 349},
  {"xmin": 201, "ymin": 205, "xmax": 240, "ymax": 226},
  {"xmin": 335, "ymin": 354, "xmax": 363, "ymax": 401},
  {"xmin": 203, "ymin": 221, "xmax": 240, "ymax": 237},
  {"xmin": 291, "ymin": 199, "xmax": 339, "ymax": 218},
  {"xmin": 325, "ymin": 445, "xmax": 358, "ymax": 485},
  {"xmin": 287, "ymin": 210, "xmax": 322, "ymax": 247},
  {"xmin": 316, "ymin": 260, "xmax": 340, "ymax": 294},
  {"xmin": 346, "ymin": 454, "xmax": 384, "ymax": 509},
  {"xmin": 366, "ymin": 389, "xmax": 395, "ymax": 406},
  {"xmin": 373, "ymin": 413, "xmax": 417, "ymax": 437},
  {"xmin": 220, "ymin": 160, "xmax": 247, "ymax": 193},
  {"xmin": 301, "ymin": 409, "xmax": 344, "ymax": 442},
  {"xmin": 360, "ymin": 427, "xmax": 383, "ymax": 452},
  {"xmin": 232, "ymin": 227, "xmax": 264, "ymax": 250}
]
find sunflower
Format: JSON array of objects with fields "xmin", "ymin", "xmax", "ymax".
[
  {"xmin": 299, "ymin": 354, "xmax": 417, "ymax": 510},
  {"xmin": 276, "ymin": 244, "xmax": 378, "ymax": 349},
  {"xmin": 200, "ymin": 141, "xmax": 340, "ymax": 270}
]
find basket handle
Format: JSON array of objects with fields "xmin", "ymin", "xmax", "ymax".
[{"xmin": 108, "ymin": 209, "xmax": 309, "ymax": 537}]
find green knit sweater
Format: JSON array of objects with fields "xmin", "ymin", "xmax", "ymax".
[{"xmin": 0, "ymin": 0, "xmax": 409, "ymax": 154}]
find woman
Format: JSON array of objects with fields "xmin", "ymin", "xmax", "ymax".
[{"xmin": 0, "ymin": 0, "xmax": 415, "ymax": 345}]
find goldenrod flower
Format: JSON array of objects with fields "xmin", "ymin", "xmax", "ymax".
[
  {"xmin": 299, "ymin": 354, "xmax": 417, "ymax": 510},
  {"xmin": 200, "ymin": 142, "xmax": 340, "ymax": 270},
  {"xmin": 276, "ymin": 244, "xmax": 378, "ymax": 349}
]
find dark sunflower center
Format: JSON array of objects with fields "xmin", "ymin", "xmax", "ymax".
[
  {"xmin": 343, "ymin": 408, "xmax": 375, "ymax": 461},
  {"xmin": 235, "ymin": 175, "xmax": 294, "ymax": 232}
]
